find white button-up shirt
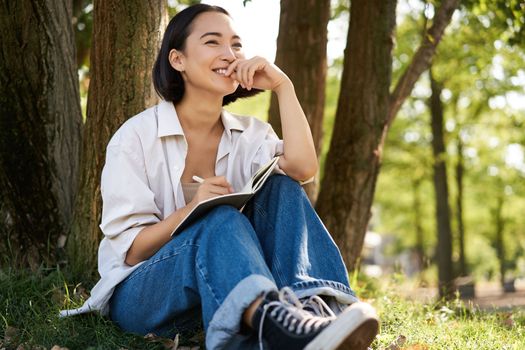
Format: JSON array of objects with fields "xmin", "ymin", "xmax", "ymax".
[{"xmin": 60, "ymin": 100, "xmax": 285, "ymax": 317}]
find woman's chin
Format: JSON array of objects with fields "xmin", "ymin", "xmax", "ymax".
[{"xmin": 222, "ymin": 83, "xmax": 240, "ymax": 95}]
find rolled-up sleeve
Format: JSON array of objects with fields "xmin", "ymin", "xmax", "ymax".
[
  {"xmin": 251, "ymin": 124, "xmax": 286, "ymax": 176},
  {"xmin": 99, "ymin": 129, "xmax": 161, "ymax": 261},
  {"xmin": 251, "ymin": 123, "xmax": 314, "ymax": 185}
]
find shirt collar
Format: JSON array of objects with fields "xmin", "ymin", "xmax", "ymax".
[
  {"xmin": 157, "ymin": 100, "xmax": 184, "ymax": 137},
  {"xmin": 221, "ymin": 109, "xmax": 246, "ymax": 140},
  {"xmin": 157, "ymin": 100, "xmax": 246, "ymax": 139}
]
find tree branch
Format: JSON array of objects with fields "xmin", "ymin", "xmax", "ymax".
[{"xmin": 388, "ymin": 0, "xmax": 460, "ymax": 125}]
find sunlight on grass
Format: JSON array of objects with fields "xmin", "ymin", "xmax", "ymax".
[
  {"xmin": 356, "ymin": 274, "xmax": 525, "ymax": 350},
  {"xmin": 1, "ymin": 268, "xmax": 523, "ymax": 349}
]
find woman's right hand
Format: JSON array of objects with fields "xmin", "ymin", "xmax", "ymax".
[{"xmin": 188, "ymin": 176, "xmax": 234, "ymax": 208}]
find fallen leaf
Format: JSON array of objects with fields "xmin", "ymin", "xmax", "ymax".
[
  {"xmin": 384, "ymin": 334, "xmax": 407, "ymax": 350},
  {"xmin": 50, "ymin": 346, "xmax": 70, "ymax": 350},
  {"xmin": 405, "ymin": 344, "xmax": 430, "ymax": 350},
  {"xmin": 144, "ymin": 332, "xmax": 179, "ymax": 349},
  {"xmin": 4, "ymin": 326, "xmax": 19, "ymax": 343},
  {"xmin": 499, "ymin": 312, "xmax": 514, "ymax": 328},
  {"xmin": 73, "ymin": 284, "xmax": 90, "ymax": 300},
  {"xmin": 144, "ymin": 333, "xmax": 157, "ymax": 340}
]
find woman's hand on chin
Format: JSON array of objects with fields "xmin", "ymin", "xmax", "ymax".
[{"xmin": 225, "ymin": 56, "xmax": 291, "ymax": 92}]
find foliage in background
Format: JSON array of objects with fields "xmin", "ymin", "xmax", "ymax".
[
  {"xmin": 373, "ymin": 1, "xmax": 525, "ymax": 282},
  {"xmin": 61, "ymin": 0, "xmax": 525, "ymax": 285}
]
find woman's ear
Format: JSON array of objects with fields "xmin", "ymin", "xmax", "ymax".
[{"xmin": 169, "ymin": 49, "xmax": 185, "ymax": 72}]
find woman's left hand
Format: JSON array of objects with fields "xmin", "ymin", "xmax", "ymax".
[{"xmin": 225, "ymin": 56, "xmax": 290, "ymax": 92}]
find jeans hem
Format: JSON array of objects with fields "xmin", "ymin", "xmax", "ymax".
[
  {"xmin": 291, "ymin": 280, "xmax": 359, "ymax": 305},
  {"xmin": 206, "ymin": 274, "xmax": 277, "ymax": 350}
]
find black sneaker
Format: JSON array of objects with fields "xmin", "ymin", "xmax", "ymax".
[
  {"xmin": 302, "ymin": 295, "xmax": 358, "ymax": 317},
  {"xmin": 301, "ymin": 295, "xmax": 338, "ymax": 318},
  {"xmin": 252, "ymin": 287, "xmax": 379, "ymax": 350}
]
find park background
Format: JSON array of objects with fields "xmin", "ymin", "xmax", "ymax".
[{"xmin": 1, "ymin": 0, "xmax": 525, "ymax": 348}]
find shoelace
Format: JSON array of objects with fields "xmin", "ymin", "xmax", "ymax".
[
  {"xmin": 258, "ymin": 287, "xmax": 331, "ymax": 350},
  {"xmin": 301, "ymin": 295, "xmax": 337, "ymax": 318}
]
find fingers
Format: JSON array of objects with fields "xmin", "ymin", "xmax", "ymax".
[
  {"xmin": 226, "ymin": 57, "xmax": 265, "ymax": 90},
  {"xmin": 247, "ymin": 64, "xmax": 257, "ymax": 89},
  {"xmin": 206, "ymin": 184, "xmax": 233, "ymax": 196},
  {"xmin": 225, "ymin": 60, "xmax": 238, "ymax": 77},
  {"xmin": 198, "ymin": 176, "xmax": 234, "ymax": 193}
]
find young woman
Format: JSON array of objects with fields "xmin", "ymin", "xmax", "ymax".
[{"xmin": 61, "ymin": 4, "xmax": 379, "ymax": 350}]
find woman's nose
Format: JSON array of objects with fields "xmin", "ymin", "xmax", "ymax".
[{"xmin": 220, "ymin": 45, "xmax": 237, "ymax": 62}]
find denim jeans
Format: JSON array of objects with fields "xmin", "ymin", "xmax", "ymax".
[{"xmin": 109, "ymin": 175, "xmax": 358, "ymax": 349}]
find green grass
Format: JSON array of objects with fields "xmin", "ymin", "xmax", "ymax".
[
  {"xmin": 354, "ymin": 274, "xmax": 525, "ymax": 350},
  {"xmin": 0, "ymin": 267, "xmax": 198, "ymax": 349},
  {"xmin": 372, "ymin": 292, "xmax": 525, "ymax": 349},
  {"xmin": 1, "ymin": 268, "xmax": 524, "ymax": 349}
]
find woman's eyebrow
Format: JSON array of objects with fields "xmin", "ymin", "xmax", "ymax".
[{"xmin": 199, "ymin": 32, "xmax": 241, "ymax": 40}]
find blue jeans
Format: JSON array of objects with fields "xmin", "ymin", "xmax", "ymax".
[{"xmin": 109, "ymin": 175, "xmax": 357, "ymax": 349}]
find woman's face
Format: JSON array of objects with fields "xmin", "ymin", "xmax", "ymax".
[{"xmin": 178, "ymin": 11, "xmax": 244, "ymax": 97}]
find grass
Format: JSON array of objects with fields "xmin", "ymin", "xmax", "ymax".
[
  {"xmin": 354, "ymin": 274, "xmax": 525, "ymax": 350},
  {"xmin": 0, "ymin": 267, "xmax": 190, "ymax": 349},
  {"xmin": 1, "ymin": 267, "xmax": 524, "ymax": 349}
]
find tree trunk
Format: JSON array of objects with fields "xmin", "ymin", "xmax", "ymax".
[
  {"xmin": 315, "ymin": 0, "xmax": 397, "ymax": 271},
  {"xmin": 67, "ymin": 0, "xmax": 166, "ymax": 277},
  {"xmin": 267, "ymin": 0, "xmax": 330, "ymax": 203},
  {"xmin": 494, "ymin": 192, "xmax": 505, "ymax": 287},
  {"xmin": 429, "ymin": 72, "xmax": 454, "ymax": 298},
  {"xmin": 456, "ymin": 136, "xmax": 467, "ymax": 276},
  {"xmin": 413, "ymin": 177, "xmax": 425, "ymax": 271},
  {"xmin": 0, "ymin": 0, "xmax": 82, "ymax": 268},
  {"xmin": 314, "ymin": 0, "xmax": 459, "ymax": 272}
]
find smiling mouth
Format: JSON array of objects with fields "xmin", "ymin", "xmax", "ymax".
[{"xmin": 212, "ymin": 68, "xmax": 228, "ymax": 76}]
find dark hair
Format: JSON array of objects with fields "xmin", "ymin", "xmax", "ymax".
[{"xmin": 152, "ymin": 4, "xmax": 262, "ymax": 106}]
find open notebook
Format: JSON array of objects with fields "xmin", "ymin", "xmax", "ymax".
[{"xmin": 170, "ymin": 156, "xmax": 280, "ymax": 236}]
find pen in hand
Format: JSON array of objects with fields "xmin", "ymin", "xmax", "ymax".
[
  {"xmin": 192, "ymin": 175, "xmax": 235, "ymax": 193},
  {"xmin": 192, "ymin": 175, "xmax": 205, "ymax": 183}
]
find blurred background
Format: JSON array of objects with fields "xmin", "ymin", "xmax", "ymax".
[{"xmin": 2, "ymin": 0, "xmax": 525, "ymax": 305}]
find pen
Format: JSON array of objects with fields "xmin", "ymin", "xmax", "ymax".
[{"xmin": 192, "ymin": 175, "xmax": 205, "ymax": 183}]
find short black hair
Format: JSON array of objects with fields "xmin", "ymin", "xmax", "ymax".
[{"xmin": 152, "ymin": 4, "xmax": 262, "ymax": 106}]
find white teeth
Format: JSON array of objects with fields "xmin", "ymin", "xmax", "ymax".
[{"xmin": 213, "ymin": 68, "xmax": 227, "ymax": 75}]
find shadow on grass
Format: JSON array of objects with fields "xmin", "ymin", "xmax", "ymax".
[{"xmin": 0, "ymin": 267, "xmax": 203, "ymax": 349}]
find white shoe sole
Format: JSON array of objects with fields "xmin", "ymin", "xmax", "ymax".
[{"xmin": 304, "ymin": 302, "xmax": 379, "ymax": 350}]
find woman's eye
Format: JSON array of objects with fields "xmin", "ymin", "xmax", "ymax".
[
  {"xmin": 205, "ymin": 40, "xmax": 219, "ymax": 45},
  {"xmin": 232, "ymin": 43, "xmax": 243, "ymax": 49}
]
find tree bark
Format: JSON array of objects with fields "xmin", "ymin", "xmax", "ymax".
[
  {"xmin": 0, "ymin": 0, "xmax": 82, "ymax": 268},
  {"xmin": 413, "ymin": 177, "xmax": 425, "ymax": 271},
  {"xmin": 388, "ymin": 0, "xmax": 460, "ymax": 124},
  {"xmin": 267, "ymin": 0, "xmax": 330, "ymax": 203},
  {"xmin": 67, "ymin": 0, "xmax": 166, "ymax": 277},
  {"xmin": 429, "ymin": 72, "xmax": 454, "ymax": 298},
  {"xmin": 315, "ymin": 0, "xmax": 460, "ymax": 272},
  {"xmin": 315, "ymin": 0, "xmax": 397, "ymax": 271},
  {"xmin": 456, "ymin": 136, "xmax": 467, "ymax": 276},
  {"xmin": 494, "ymin": 192, "xmax": 505, "ymax": 287}
]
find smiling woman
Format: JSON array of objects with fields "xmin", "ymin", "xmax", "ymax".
[{"xmin": 60, "ymin": 4, "xmax": 379, "ymax": 350}]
